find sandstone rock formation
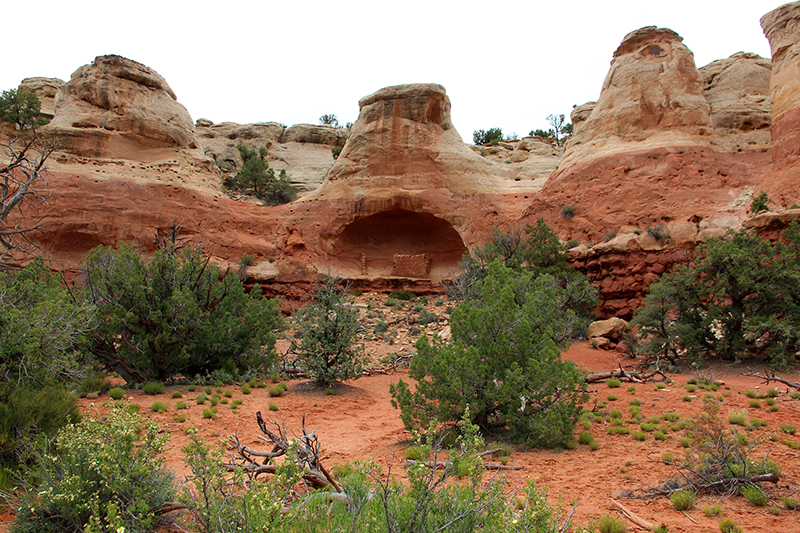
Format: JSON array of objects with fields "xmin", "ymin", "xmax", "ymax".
[
  {"xmin": 7, "ymin": 5, "xmax": 800, "ymax": 318},
  {"xmin": 195, "ymin": 120, "xmax": 341, "ymax": 194},
  {"xmin": 699, "ymin": 53, "xmax": 771, "ymax": 133},
  {"xmin": 759, "ymin": 1, "xmax": 800, "ymax": 207},
  {"xmin": 34, "ymin": 55, "xmax": 220, "ymax": 192},
  {"xmin": 48, "ymin": 55, "xmax": 199, "ymax": 154},
  {"xmin": 18, "ymin": 77, "xmax": 65, "ymax": 119},
  {"xmin": 303, "ymin": 83, "xmax": 525, "ymax": 282},
  {"xmin": 560, "ymin": 27, "xmax": 712, "ymax": 170}
]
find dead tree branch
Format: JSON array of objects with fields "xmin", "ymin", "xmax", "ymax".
[{"xmin": 742, "ymin": 370, "xmax": 800, "ymax": 391}]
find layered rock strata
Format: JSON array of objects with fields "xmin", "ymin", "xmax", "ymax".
[{"xmin": 759, "ymin": 1, "xmax": 800, "ymax": 206}]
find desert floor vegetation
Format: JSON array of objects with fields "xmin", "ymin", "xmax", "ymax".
[{"xmin": 2, "ymin": 290, "xmax": 794, "ymax": 533}]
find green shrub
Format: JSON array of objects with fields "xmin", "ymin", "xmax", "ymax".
[
  {"xmin": 633, "ymin": 431, "xmax": 646, "ymax": 441},
  {"xmin": 202, "ymin": 407, "xmax": 217, "ymax": 419},
  {"xmin": 589, "ymin": 441, "xmax": 599, "ymax": 451},
  {"xmin": 578, "ymin": 432, "xmax": 594, "ymax": 445},
  {"xmin": 142, "ymin": 381, "xmax": 165, "ymax": 395},
  {"xmin": 597, "ymin": 513, "xmax": 627, "ymax": 533},
  {"xmin": 79, "ymin": 373, "xmax": 113, "ymax": 395},
  {"xmin": 473, "ymin": 128, "xmax": 503, "ymax": 146},
  {"xmin": 742, "ymin": 486, "xmax": 768, "ymax": 506},
  {"xmin": 561, "ymin": 205, "xmax": 575, "ymax": 220},
  {"xmin": 654, "ymin": 383, "xmax": 666, "ymax": 390},
  {"xmin": 670, "ymin": 489, "xmax": 695, "ymax": 510},
  {"xmin": 0, "ymin": 259, "xmax": 94, "ymax": 388},
  {"xmin": 241, "ymin": 384, "xmax": 251, "ymax": 394},
  {"xmin": 172, "ymin": 413, "xmax": 186, "ymax": 423},
  {"xmin": 223, "ymin": 389, "xmax": 233, "ymax": 398},
  {"xmin": 781, "ymin": 496, "xmax": 797, "ymax": 510},
  {"xmin": 268, "ymin": 403, "xmax": 279, "ymax": 412},
  {"xmin": 607, "ymin": 377, "xmax": 622, "ymax": 388},
  {"xmin": 749, "ymin": 190, "xmax": 770, "ymax": 214},
  {"xmin": 728, "ymin": 409, "xmax": 748, "ymax": 426},
  {"xmin": 172, "ymin": 390, "xmax": 183, "ymax": 399},
  {"xmin": 108, "ymin": 387, "xmax": 126, "ymax": 400},
  {"xmin": 150, "ymin": 401, "xmax": 168, "ymax": 413},
  {"xmin": 632, "ymin": 222, "xmax": 800, "ymax": 368},
  {"xmin": 748, "ymin": 399, "xmax": 762, "ymax": 408},
  {"xmin": 188, "ymin": 384, "xmax": 196, "ymax": 392},
  {"xmin": 685, "ymin": 384, "xmax": 697, "ymax": 392},
  {"xmin": 391, "ymin": 261, "xmax": 589, "ymax": 449},
  {"xmin": 176, "ymin": 401, "xmax": 187, "ymax": 410},
  {"xmin": 780, "ymin": 424, "xmax": 797, "ymax": 435},
  {"xmin": 12, "ymin": 406, "xmax": 174, "ymax": 533},
  {"xmin": 654, "ymin": 431, "xmax": 667, "ymax": 441},
  {"xmin": 0, "ymin": 387, "xmax": 80, "ymax": 468},
  {"xmin": 268, "ymin": 385, "xmax": 284, "ymax": 397},
  {"xmin": 607, "ymin": 394, "xmax": 618, "ymax": 401},
  {"xmin": 701, "ymin": 503, "xmax": 722, "ymax": 517},
  {"xmin": 293, "ymin": 278, "xmax": 366, "ymax": 387},
  {"xmin": 791, "ymin": 392, "xmax": 800, "ymax": 400},
  {"xmin": 719, "ymin": 518, "xmax": 742, "ymax": 533},
  {"xmin": 81, "ymin": 241, "xmax": 284, "ymax": 383},
  {"xmin": 196, "ymin": 393, "xmax": 207, "ymax": 405}
]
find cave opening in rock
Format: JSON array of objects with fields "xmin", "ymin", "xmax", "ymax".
[{"xmin": 333, "ymin": 209, "xmax": 467, "ymax": 282}]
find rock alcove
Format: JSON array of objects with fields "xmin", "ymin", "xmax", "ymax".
[{"xmin": 332, "ymin": 208, "xmax": 467, "ymax": 282}]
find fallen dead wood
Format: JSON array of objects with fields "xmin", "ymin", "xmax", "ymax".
[
  {"xmin": 224, "ymin": 412, "xmax": 343, "ymax": 493},
  {"xmin": 585, "ymin": 368, "xmax": 667, "ymax": 384},
  {"xmin": 642, "ymin": 473, "xmax": 780, "ymax": 497},
  {"xmin": 609, "ymin": 498, "xmax": 653, "ymax": 531},
  {"xmin": 742, "ymin": 370, "xmax": 800, "ymax": 391}
]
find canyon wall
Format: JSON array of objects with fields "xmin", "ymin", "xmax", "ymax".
[{"xmin": 4, "ymin": 3, "xmax": 800, "ymax": 316}]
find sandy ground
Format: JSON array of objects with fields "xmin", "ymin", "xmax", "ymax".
[{"xmin": 5, "ymin": 292, "xmax": 800, "ymax": 532}]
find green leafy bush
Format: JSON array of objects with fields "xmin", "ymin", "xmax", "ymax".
[
  {"xmin": 293, "ymin": 278, "xmax": 366, "ymax": 387},
  {"xmin": 391, "ymin": 261, "xmax": 588, "ymax": 448},
  {"xmin": 82, "ymin": 240, "xmax": 283, "ymax": 382},
  {"xmin": 749, "ymin": 191, "xmax": 770, "ymax": 214},
  {"xmin": 719, "ymin": 517, "xmax": 742, "ymax": 533},
  {"xmin": 606, "ymin": 377, "xmax": 622, "ymax": 388},
  {"xmin": 0, "ymin": 258, "xmax": 94, "ymax": 389},
  {"xmin": 12, "ymin": 406, "xmax": 174, "ymax": 533},
  {"xmin": 742, "ymin": 485, "xmax": 768, "ymax": 506},
  {"xmin": 224, "ymin": 143, "xmax": 297, "ymax": 205}
]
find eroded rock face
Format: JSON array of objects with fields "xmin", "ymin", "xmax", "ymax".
[
  {"xmin": 318, "ymin": 84, "xmax": 511, "ymax": 195},
  {"xmin": 18, "ymin": 77, "xmax": 65, "ymax": 119},
  {"xmin": 561, "ymin": 27, "xmax": 711, "ymax": 170},
  {"xmin": 759, "ymin": 2, "xmax": 800, "ymax": 206},
  {"xmin": 47, "ymin": 55, "xmax": 199, "ymax": 157},
  {"xmin": 302, "ymin": 84, "xmax": 525, "ymax": 281},
  {"xmin": 700, "ymin": 53, "xmax": 771, "ymax": 131},
  {"xmin": 195, "ymin": 120, "xmax": 341, "ymax": 193}
]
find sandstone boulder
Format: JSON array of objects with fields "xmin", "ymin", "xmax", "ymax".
[
  {"xmin": 587, "ymin": 317, "xmax": 629, "ymax": 341},
  {"xmin": 282, "ymin": 124, "xmax": 348, "ymax": 146},
  {"xmin": 570, "ymin": 102, "xmax": 596, "ymax": 135},
  {"xmin": 18, "ymin": 77, "xmax": 65, "ymax": 119},
  {"xmin": 47, "ymin": 55, "xmax": 199, "ymax": 157},
  {"xmin": 699, "ymin": 52, "xmax": 771, "ymax": 131}
]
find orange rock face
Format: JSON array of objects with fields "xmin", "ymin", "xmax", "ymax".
[{"xmin": 7, "ymin": 7, "xmax": 800, "ymax": 317}]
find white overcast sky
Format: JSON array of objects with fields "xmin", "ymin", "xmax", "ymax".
[{"xmin": 2, "ymin": 0, "xmax": 787, "ymax": 142}]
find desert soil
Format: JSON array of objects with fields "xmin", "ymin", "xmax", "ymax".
[{"xmin": 6, "ymin": 292, "xmax": 800, "ymax": 532}]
